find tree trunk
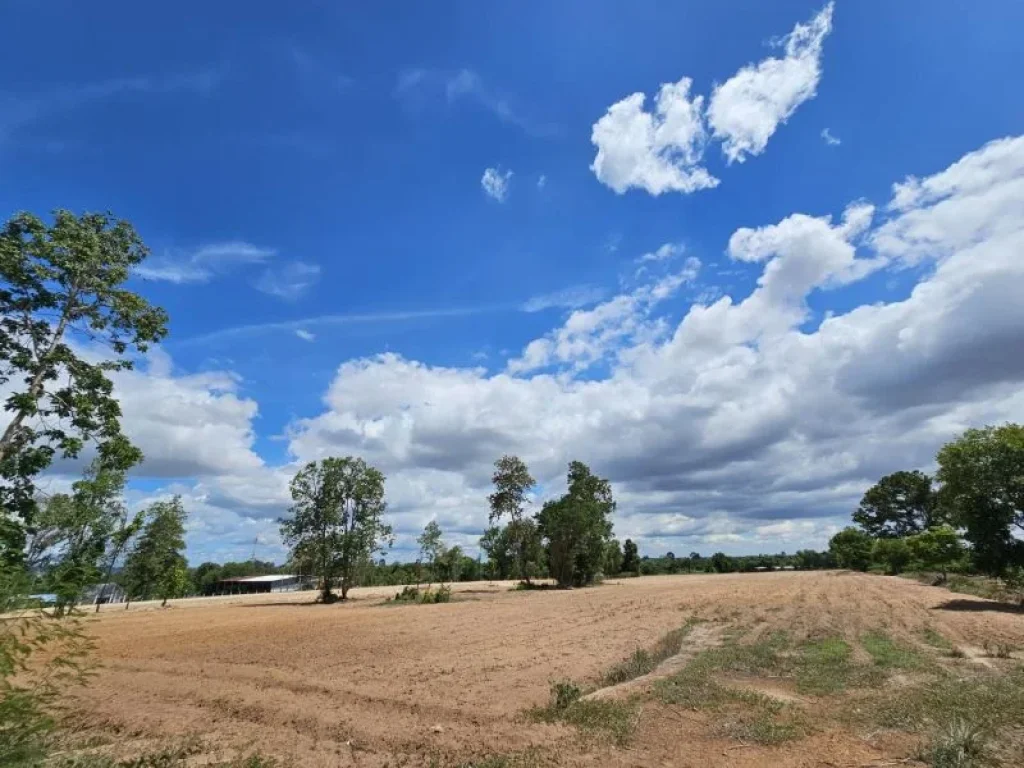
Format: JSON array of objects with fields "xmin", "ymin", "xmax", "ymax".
[{"xmin": 161, "ymin": 596, "xmax": 168, "ymax": 607}]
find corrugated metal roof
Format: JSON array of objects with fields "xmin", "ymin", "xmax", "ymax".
[{"xmin": 218, "ymin": 574, "xmax": 299, "ymax": 583}]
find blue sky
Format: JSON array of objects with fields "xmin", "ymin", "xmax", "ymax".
[{"xmin": 3, "ymin": 1, "xmax": 1023, "ymax": 564}]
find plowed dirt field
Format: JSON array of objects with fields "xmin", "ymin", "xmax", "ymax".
[{"xmin": 66, "ymin": 572, "xmax": 1024, "ymax": 767}]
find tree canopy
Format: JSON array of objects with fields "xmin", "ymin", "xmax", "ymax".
[
  {"xmin": 936, "ymin": 424, "xmax": 1024, "ymax": 575},
  {"xmin": 828, "ymin": 527, "xmax": 873, "ymax": 571},
  {"xmin": 279, "ymin": 456, "xmax": 392, "ymax": 602},
  {"xmin": 122, "ymin": 497, "xmax": 188, "ymax": 606},
  {"xmin": 853, "ymin": 470, "xmax": 936, "ymax": 538},
  {"xmin": 536, "ymin": 461, "xmax": 615, "ymax": 587},
  {"xmin": 0, "ymin": 211, "xmax": 168, "ymax": 561}
]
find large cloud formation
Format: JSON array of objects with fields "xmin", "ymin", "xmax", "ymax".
[
  {"xmin": 591, "ymin": 3, "xmax": 834, "ymax": 194},
  {"xmin": 111, "ymin": 135, "xmax": 1024, "ymax": 561}
]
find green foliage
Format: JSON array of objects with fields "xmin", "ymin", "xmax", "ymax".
[
  {"xmin": 872, "ymin": 536, "xmax": 913, "ymax": 575},
  {"xmin": 924, "ymin": 719, "xmax": 988, "ymax": 768},
  {"xmin": 861, "ymin": 632, "xmax": 929, "ymax": 670},
  {"xmin": 389, "ymin": 584, "xmax": 452, "ymax": 604},
  {"xmin": 603, "ymin": 648, "xmax": 654, "ymax": 685},
  {"xmin": 0, "ymin": 568, "xmax": 93, "ymax": 767},
  {"xmin": 532, "ymin": 682, "xmax": 636, "ymax": 745},
  {"xmin": 25, "ymin": 461, "xmax": 137, "ymax": 616},
  {"xmin": 548, "ymin": 680, "xmax": 581, "ymax": 711},
  {"xmin": 536, "ymin": 461, "xmax": 615, "ymax": 587},
  {"xmin": 603, "ymin": 539, "xmax": 622, "ymax": 576},
  {"xmin": 828, "ymin": 527, "xmax": 874, "ymax": 571},
  {"xmin": 488, "ymin": 456, "xmax": 537, "ymax": 583},
  {"xmin": 620, "ymin": 539, "xmax": 638, "ymax": 574},
  {"xmin": 417, "ymin": 521, "xmax": 444, "ymax": 583},
  {"xmin": 906, "ymin": 525, "xmax": 966, "ymax": 579},
  {"xmin": 122, "ymin": 498, "xmax": 188, "ymax": 604},
  {"xmin": 0, "ymin": 210, "xmax": 168, "ymax": 561},
  {"xmin": 480, "ymin": 519, "xmax": 544, "ymax": 582},
  {"xmin": 854, "ymin": 470, "xmax": 937, "ymax": 538},
  {"xmin": 937, "ymin": 423, "xmax": 1024, "ymax": 575},
  {"xmin": 279, "ymin": 457, "xmax": 392, "ymax": 601}
]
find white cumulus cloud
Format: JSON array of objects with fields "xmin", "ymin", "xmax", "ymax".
[
  {"xmin": 590, "ymin": 78, "xmax": 718, "ymax": 196},
  {"xmin": 481, "ymin": 167, "xmax": 513, "ymax": 201},
  {"xmin": 708, "ymin": 2, "xmax": 834, "ymax": 163}
]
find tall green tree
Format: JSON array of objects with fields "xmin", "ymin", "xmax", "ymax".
[
  {"xmin": 488, "ymin": 455, "xmax": 536, "ymax": 583},
  {"xmin": 122, "ymin": 498, "xmax": 188, "ymax": 606},
  {"xmin": 871, "ymin": 537, "xmax": 912, "ymax": 575},
  {"xmin": 25, "ymin": 461, "xmax": 133, "ymax": 615},
  {"xmin": 536, "ymin": 461, "xmax": 615, "ymax": 588},
  {"xmin": 853, "ymin": 470, "xmax": 937, "ymax": 538},
  {"xmin": 604, "ymin": 539, "xmax": 623, "ymax": 576},
  {"xmin": 936, "ymin": 424, "xmax": 1024, "ymax": 575},
  {"xmin": 279, "ymin": 457, "xmax": 392, "ymax": 602},
  {"xmin": 621, "ymin": 538, "xmax": 639, "ymax": 574},
  {"xmin": 417, "ymin": 520, "xmax": 444, "ymax": 584},
  {"xmin": 828, "ymin": 527, "xmax": 874, "ymax": 572},
  {"xmin": 0, "ymin": 211, "xmax": 168, "ymax": 561},
  {"xmin": 906, "ymin": 525, "xmax": 965, "ymax": 581}
]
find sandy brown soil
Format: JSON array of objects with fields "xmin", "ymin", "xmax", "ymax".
[{"xmin": 66, "ymin": 572, "xmax": 1024, "ymax": 767}]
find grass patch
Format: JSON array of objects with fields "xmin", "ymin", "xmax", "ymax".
[
  {"xmin": 718, "ymin": 703, "xmax": 805, "ymax": 746},
  {"xmin": 861, "ymin": 631, "xmax": 930, "ymax": 671},
  {"xmin": 602, "ymin": 622, "xmax": 697, "ymax": 686},
  {"xmin": 866, "ymin": 668, "xmax": 1024, "ymax": 733},
  {"xmin": 529, "ymin": 681, "xmax": 638, "ymax": 744},
  {"xmin": 921, "ymin": 627, "xmax": 955, "ymax": 652},
  {"xmin": 923, "ymin": 719, "xmax": 989, "ymax": 768}
]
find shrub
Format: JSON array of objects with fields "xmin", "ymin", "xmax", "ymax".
[
  {"xmin": 924, "ymin": 719, "xmax": 988, "ymax": 768},
  {"xmin": 549, "ymin": 680, "xmax": 582, "ymax": 711}
]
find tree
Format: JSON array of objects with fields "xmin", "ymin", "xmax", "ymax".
[
  {"xmin": 710, "ymin": 552, "xmax": 733, "ymax": 573},
  {"xmin": 936, "ymin": 424, "xmax": 1024, "ymax": 575},
  {"xmin": 604, "ymin": 539, "xmax": 623, "ymax": 576},
  {"xmin": 488, "ymin": 455, "xmax": 536, "ymax": 583},
  {"xmin": 536, "ymin": 461, "xmax": 615, "ymax": 587},
  {"xmin": 23, "ymin": 461, "xmax": 139, "ymax": 615},
  {"xmin": 906, "ymin": 525, "xmax": 966, "ymax": 581},
  {"xmin": 418, "ymin": 521, "xmax": 444, "ymax": 584},
  {"xmin": 279, "ymin": 457, "xmax": 392, "ymax": 602},
  {"xmin": 872, "ymin": 537, "xmax": 912, "ymax": 575},
  {"xmin": 828, "ymin": 527, "xmax": 873, "ymax": 571},
  {"xmin": 0, "ymin": 211, "xmax": 168, "ymax": 561},
  {"xmin": 853, "ymin": 470, "xmax": 936, "ymax": 538},
  {"xmin": 122, "ymin": 498, "xmax": 188, "ymax": 606},
  {"xmin": 480, "ymin": 525, "xmax": 513, "ymax": 580},
  {"xmin": 621, "ymin": 539, "xmax": 639, "ymax": 574}
]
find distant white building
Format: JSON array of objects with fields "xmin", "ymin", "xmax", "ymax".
[{"xmin": 83, "ymin": 583, "xmax": 126, "ymax": 605}]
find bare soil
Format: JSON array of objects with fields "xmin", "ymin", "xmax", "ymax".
[{"xmin": 66, "ymin": 572, "xmax": 1024, "ymax": 767}]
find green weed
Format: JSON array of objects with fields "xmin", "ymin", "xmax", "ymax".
[{"xmin": 861, "ymin": 632, "xmax": 930, "ymax": 670}]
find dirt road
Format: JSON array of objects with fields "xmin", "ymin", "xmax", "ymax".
[{"xmin": 68, "ymin": 572, "xmax": 1024, "ymax": 767}]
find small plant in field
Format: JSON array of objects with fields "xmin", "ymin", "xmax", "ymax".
[
  {"xmin": 603, "ymin": 648, "xmax": 654, "ymax": 685},
  {"xmin": 391, "ymin": 585, "xmax": 421, "ymax": 602},
  {"xmin": 549, "ymin": 680, "xmax": 581, "ymax": 711},
  {"xmin": 948, "ymin": 646, "xmax": 966, "ymax": 658},
  {"xmin": 924, "ymin": 719, "xmax": 988, "ymax": 768}
]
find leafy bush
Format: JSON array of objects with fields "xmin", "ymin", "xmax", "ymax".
[
  {"xmin": 923, "ymin": 719, "xmax": 988, "ymax": 768},
  {"xmin": 549, "ymin": 680, "xmax": 581, "ymax": 711},
  {"xmin": 1, "ymin": 568, "xmax": 92, "ymax": 767}
]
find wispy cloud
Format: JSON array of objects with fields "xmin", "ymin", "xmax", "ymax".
[
  {"xmin": 255, "ymin": 261, "xmax": 321, "ymax": 301},
  {"xmin": 175, "ymin": 304, "xmax": 514, "ymax": 347},
  {"xmin": 821, "ymin": 127, "xmax": 841, "ymax": 146},
  {"xmin": 522, "ymin": 285, "xmax": 607, "ymax": 313},
  {"xmin": 537, "ymin": 174, "xmax": 547, "ymax": 189},
  {"xmin": 395, "ymin": 68, "xmax": 559, "ymax": 138},
  {"xmin": 295, "ymin": 329, "xmax": 316, "ymax": 342},
  {"xmin": 0, "ymin": 67, "xmax": 226, "ymax": 140},
  {"xmin": 637, "ymin": 243, "xmax": 684, "ymax": 264},
  {"xmin": 135, "ymin": 241, "xmax": 274, "ymax": 284},
  {"xmin": 287, "ymin": 45, "xmax": 353, "ymax": 92},
  {"xmin": 481, "ymin": 167, "xmax": 513, "ymax": 202}
]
